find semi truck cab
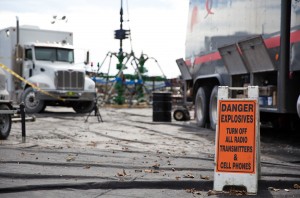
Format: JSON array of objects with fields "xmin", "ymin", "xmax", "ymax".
[
  {"xmin": 21, "ymin": 42, "xmax": 96, "ymax": 113},
  {"xmin": 0, "ymin": 26, "xmax": 96, "ymax": 114}
]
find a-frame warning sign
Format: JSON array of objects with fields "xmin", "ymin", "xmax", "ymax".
[{"xmin": 214, "ymin": 86, "xmax": 260, "ymax": 195}]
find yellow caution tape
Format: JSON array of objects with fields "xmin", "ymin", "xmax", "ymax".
[{"xmin": 0, "ymin": 63, "xmax": 65, "ymax": 102}]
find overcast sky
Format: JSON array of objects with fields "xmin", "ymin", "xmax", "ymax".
[{"xmin": 0, "ymin": 0, "xmax": 189, "ymax": 78}]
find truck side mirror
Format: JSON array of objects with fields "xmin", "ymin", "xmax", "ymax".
[{"xmin": 84, "ymin": 51, "xmax": 90, "ymax": 65}]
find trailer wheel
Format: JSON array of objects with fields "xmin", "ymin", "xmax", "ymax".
[
  {"xmin": 173, "ymin": 108, "xmax": 190, "ymax": 121},
  {"xmin": 195, "ymin": 86, "xmax": 209, "ymax": 127},
  {"xmin": 209, "ymin": 86, "xmax": 218, "ymax": 130},
  {"xmin": 72, "ymin": 101, "xmax": 95, "ymax": 114},
  {"xmin": 22, "ymin": 87, "xmax": 45, "ymax": 114},
  {"xmin": 0, "ymin": 104, "xmax": 12, "ymax": 140}
]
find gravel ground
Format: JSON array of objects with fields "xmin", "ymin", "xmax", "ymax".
[{"xmin": 0, "ymin": 107, "xmax": 299, "ymax": 197}]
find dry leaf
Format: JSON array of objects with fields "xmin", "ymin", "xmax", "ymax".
[
  {"xmin": 200, "ymin": 175, "xmax": 210, "ymax": 180},
  {"xmin": 116, "ymin": 169, "xmax": 125, "ymax": 177},
  {"xmin": 84, "ymin": 165, "xmax": 91, "ymax": 169},
  {"xmin": 229, "ymin": 189, "xmax": 246, "ymax": 196},
  {"xmin": 123, "ymin": 169, "xmax": 128, "ymax": 176},
  {"xmin": 207, "ymin": 190, "xmax": 217, "ymax": 196},
  {"xmin": 185, "ymin": 188, "xmax": 201, "ymax": 195},
  {"xmin": 294, "ymin": 184, "xmax": 300, "ymax": 189},
  {"xmin": 268, "ymin": 187, "xmax": 280, "ymax": 192},
  {"xmin": 117, "ymin": 172, "xmax": 124, "ymax": 177},
  {"xmin": 87, "ymin": 141, "xmax": 96, "ymax": 147},
  {"xmin": 152, "ymin": 163, "xmax": 160, "ymax": 169},
  {"xmin": 186, "ymin": 188, "xmax": 194, "ymax": 193},
  {"xmin": 66, "ymin": 156, "xmax": 76, "ymax": 162},
  {"xmin": 208, "ymin": 154, "xmax": 214, "ymax": 158},
  {"xmin": 175, "ymin": 176, "xmax": 181, "ymax": 180},
  {"xmin": 144, "ymin": 169, "xmax": 159, "ymax": 173},
  {"xmin": 183, "ymin": 174, "xmax": 194, "ymax": 178},
  {"xmin": 122, "ymin": 147, "xmax": 129, "ymax": 151}
]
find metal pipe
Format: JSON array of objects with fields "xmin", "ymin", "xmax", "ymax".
[
  {"xmin": 20, "ymin": 103, "xmax": 26, "ymax": 143},
  {"xmin": 278, "ymin": 0, "xmax": 291, "ymax": 113},
  {"xmin": 16, "ymin": 16, "xmax": 19, "ymax": 45},
  {"xmin": 119, "ymin": 0, "xmax": 124, "ymax": 54}
]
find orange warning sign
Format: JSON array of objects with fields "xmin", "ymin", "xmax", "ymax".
[{"xmin": 216, "ymin": 100, "xmax": 256, "ymax": 173}]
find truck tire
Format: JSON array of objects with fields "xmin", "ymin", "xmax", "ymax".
[
  {"xmin": 0, "ymin": 104, "xmax": 12, "ymax": 140},
  {"xmin": 195, "ymin": 86, "xmax": 209, "ymax": 127},
  {"xmin": 22, "ymin": 87, "xmax": 45, "ymax": 114},
  {"xmin": 297, "ymin": 95, "xmax": 300, "ymax": 119},
  {"xmin": 209, "ymin": 86, "xmax": 218, "ymax": 130},
  {"xmin": 72, "ymin": 101, "xmax": 95, "ymax": 114}
]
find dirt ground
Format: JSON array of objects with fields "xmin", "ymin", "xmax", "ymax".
[{"xmin": 0, "ymin": 107, "xmax": 299, "ymax": 197}]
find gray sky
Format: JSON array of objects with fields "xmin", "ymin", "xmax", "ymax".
[{"xmin": 0, "ymin": 0, "xmax": 189, "ymax": 78}]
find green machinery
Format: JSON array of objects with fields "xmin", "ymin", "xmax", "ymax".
[
  {"xmin": 95, "ymin": 51, "xmax": 166, "ymax": 105},
  {"xmin": 94, "ymin": 0, "xmax": 166, "ymax": 105}
]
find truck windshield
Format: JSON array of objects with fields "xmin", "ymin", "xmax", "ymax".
[{"xmin": 35, "ymin": 47, "xmax": 74, "ymax": 63}]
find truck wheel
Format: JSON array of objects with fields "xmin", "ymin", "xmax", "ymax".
[
  {"xmin": 72, "ymin": 101, "xmax": 95, "ymax": 114},
  {"xmin": 297, "ymin": 95, "xmax": 300, "ymax": 119},
  {"xmin": 0, "ymin": 104, "xmax": 12, "ymax": 140},
  {"xmin": 22, "ymin": 87, "xmax": 45, "ymax": 113},
  {"xmin": 209, "ymin": 86, "xmax": 218, "ymax": 130},
  {"xmin": 195, "ymin": 86, "xmax": 209, "ymax": 127}
]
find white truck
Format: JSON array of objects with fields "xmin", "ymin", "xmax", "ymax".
[
  {"xmin": 0, "ymin": 68, "xmax": 13, "ymax": 139},
  {"xmin": 0, "ymin": 24, "xmax": 96, "ymax": 114}
]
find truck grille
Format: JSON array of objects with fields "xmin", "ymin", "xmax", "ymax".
[{"xmin": 55, "ymin": 70, "xmax": 84, "ymax": 90}]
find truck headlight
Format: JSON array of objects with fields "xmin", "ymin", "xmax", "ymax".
[
  {"xmin": 37, "ymin": 82, "xmax": 50, "ymax": 88},
  {"xmin": 88, "ymin": 84, "xmax": 95, "ymax": 90}
]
